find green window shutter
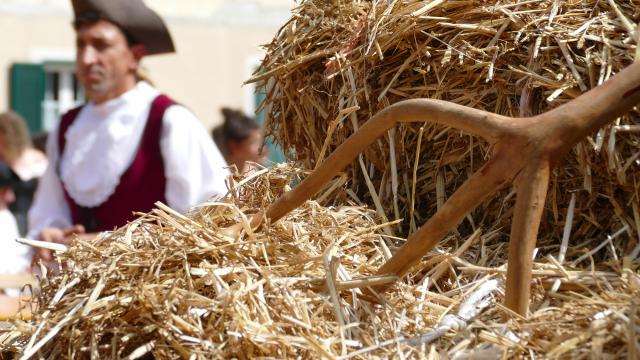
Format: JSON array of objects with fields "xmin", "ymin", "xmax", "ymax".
[
  {"xmin": 255, "ymin": 87, "xmax": 287, "ymax": 164},
  {"xmin": 10, "ymin": 63, "xmax": 45, "ymax": 134}
]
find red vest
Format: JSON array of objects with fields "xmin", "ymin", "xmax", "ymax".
[{"xmin": 58, "ymin": 95, "xmax": 173, "ymax": 232}]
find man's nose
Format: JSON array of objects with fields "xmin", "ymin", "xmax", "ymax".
[{"xmin": 78, "ymin": 46, "xmax": 98, "ymax": 65}]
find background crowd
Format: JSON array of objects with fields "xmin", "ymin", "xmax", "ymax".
[{"xmin": 0, "ymin": 0, "xmax": 270, "ymax": 313}]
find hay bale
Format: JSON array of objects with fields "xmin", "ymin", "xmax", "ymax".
[
  {"xmin": 1, "ymin": 165, "xmax": 638, "ymax": 358},
  {"xmin": 0, "ymin": 167, "xmax": 640, "ymax": 359},
  {"xmin": 249, "ymin": 0, "xmax": 640, "ymax": 255}
]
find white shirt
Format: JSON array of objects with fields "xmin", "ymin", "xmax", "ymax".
[
  {"xmin": 0, "ymin": 209, "xmax": 30, "ymax": 297},
  {"xmin": 0, "ymin": 209, "xmax": 31, "ymax": 272},
  {"xmin": 28, "ymin": 82, "xmax": 229, "ymax": 237}
]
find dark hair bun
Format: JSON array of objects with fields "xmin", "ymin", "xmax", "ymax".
[
  {"xmin": 221, "ymin": 107, "xmax": 239, "ymax": 120},
  {"xmin": 221, "ymin": 108, "xmax": 251, "ymax": 125}
]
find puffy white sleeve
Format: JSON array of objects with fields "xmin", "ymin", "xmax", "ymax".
[
  {"xmin": 161, "ymin": 105, "xmax": 230, "ymax": 213},
  {"xmin": 27, "ymin": 127, "xmax": 73, "ymax": 239}
]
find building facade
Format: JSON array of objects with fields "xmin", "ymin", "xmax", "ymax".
[{"xmin": 0, "ymin": 0, "xmax": 292, "ymax": 137}]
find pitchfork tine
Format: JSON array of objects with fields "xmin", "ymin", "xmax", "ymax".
[{"xmin": 254, "ymin": 100, "xmax": 508, "ymax": 228}]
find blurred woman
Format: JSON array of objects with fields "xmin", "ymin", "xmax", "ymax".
[
  {"xmin": 0, "ymin": 112, "xmax": 48, "ymax": 236},
  {"xmin": 212, "ymin": 108, "xmax": 267, "ymax": 174}
]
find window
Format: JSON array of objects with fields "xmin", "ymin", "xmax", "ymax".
[
  {"xmin": 42, "ymin": 62, "xmax": 84, "ymax": 132},
  {"xmin": 10, "ymin": 62, "xmax": 83, "ymax": 134}
]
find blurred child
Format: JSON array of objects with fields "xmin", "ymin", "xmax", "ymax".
[
  {"xmin": 0, "ymin": 162, "xmax": 32, "ymax": 297},
  {"xmin": 212, "ymin": 107, "xmax": 267, "ymax": 174},
  {"xmin": 0, "ymin": 112, "xmax": 48, "ymax": 236}
]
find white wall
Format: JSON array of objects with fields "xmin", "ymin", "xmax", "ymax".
[{"xmin": 0, "ymin": 0, "xmax": 293, "ymax": 128}]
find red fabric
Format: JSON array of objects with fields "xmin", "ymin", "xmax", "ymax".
[{"xmin": 58, "ymin": 95, "xmax": 173, "ymax": 231}]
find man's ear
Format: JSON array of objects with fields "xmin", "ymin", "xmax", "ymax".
[{"xmin": 131, "ymin": 44, "xmax": 146, "ymax": 63}]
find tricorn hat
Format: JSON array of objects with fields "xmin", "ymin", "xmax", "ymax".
[{"xmin": 71, "ymin": 0, "xmax": 175, "ymax": 56}]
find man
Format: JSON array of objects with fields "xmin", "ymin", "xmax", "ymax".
[{"xmin": 29, "ymin": 0, "xmax": 229, "ymax": 254}]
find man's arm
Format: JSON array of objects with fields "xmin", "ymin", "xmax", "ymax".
[{"xmin": 160, "ymin": 105, "xmax": 230, "ymax": 213}]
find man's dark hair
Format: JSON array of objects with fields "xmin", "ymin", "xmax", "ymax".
[{"xmin": 73, "ymin": 12, "xmax": 138, "ymax": 46}]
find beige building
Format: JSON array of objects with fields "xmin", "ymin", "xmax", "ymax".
[{"xmin": 0, "ymin": 0, "xmax": 293, "ymax": 134}]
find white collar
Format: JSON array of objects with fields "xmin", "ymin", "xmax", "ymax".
[{"xmin": 60, "ymin": 81, "xmax": 161, "ymax": 207}]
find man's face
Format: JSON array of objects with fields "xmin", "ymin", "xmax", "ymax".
[{"xmin": 75, "ymin": 20, "xmax": 142, "ymax": 104}]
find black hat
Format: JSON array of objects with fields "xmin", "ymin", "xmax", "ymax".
[
  {"xmin": 0, "ymin": 162, "xmax": 19, "ymax": 188},
  {"xmin": 71, "ymin": 0, "xmax": 175, "ymax": 56}
]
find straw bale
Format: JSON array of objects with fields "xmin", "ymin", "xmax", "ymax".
[
  {"xmin": 1, "ymin": 165, "xmax": 638, "ymax": 358},
  {"xmin": 248, "ymin": 0, "xmax": 640, "ymax": 255}
]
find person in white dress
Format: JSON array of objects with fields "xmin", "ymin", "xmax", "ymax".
[{"xmin": 0, "ymin": 163, "xmax": 32, "ymax": 298}]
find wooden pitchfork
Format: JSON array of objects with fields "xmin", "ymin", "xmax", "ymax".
[{"xmin": 238, "ymin": 61, "xmax": 640, "ymax": 316}]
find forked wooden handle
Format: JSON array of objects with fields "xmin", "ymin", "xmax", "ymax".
[{"xmin": 250, "ymin": 61, "xmax": 640, "ymax": 316}]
